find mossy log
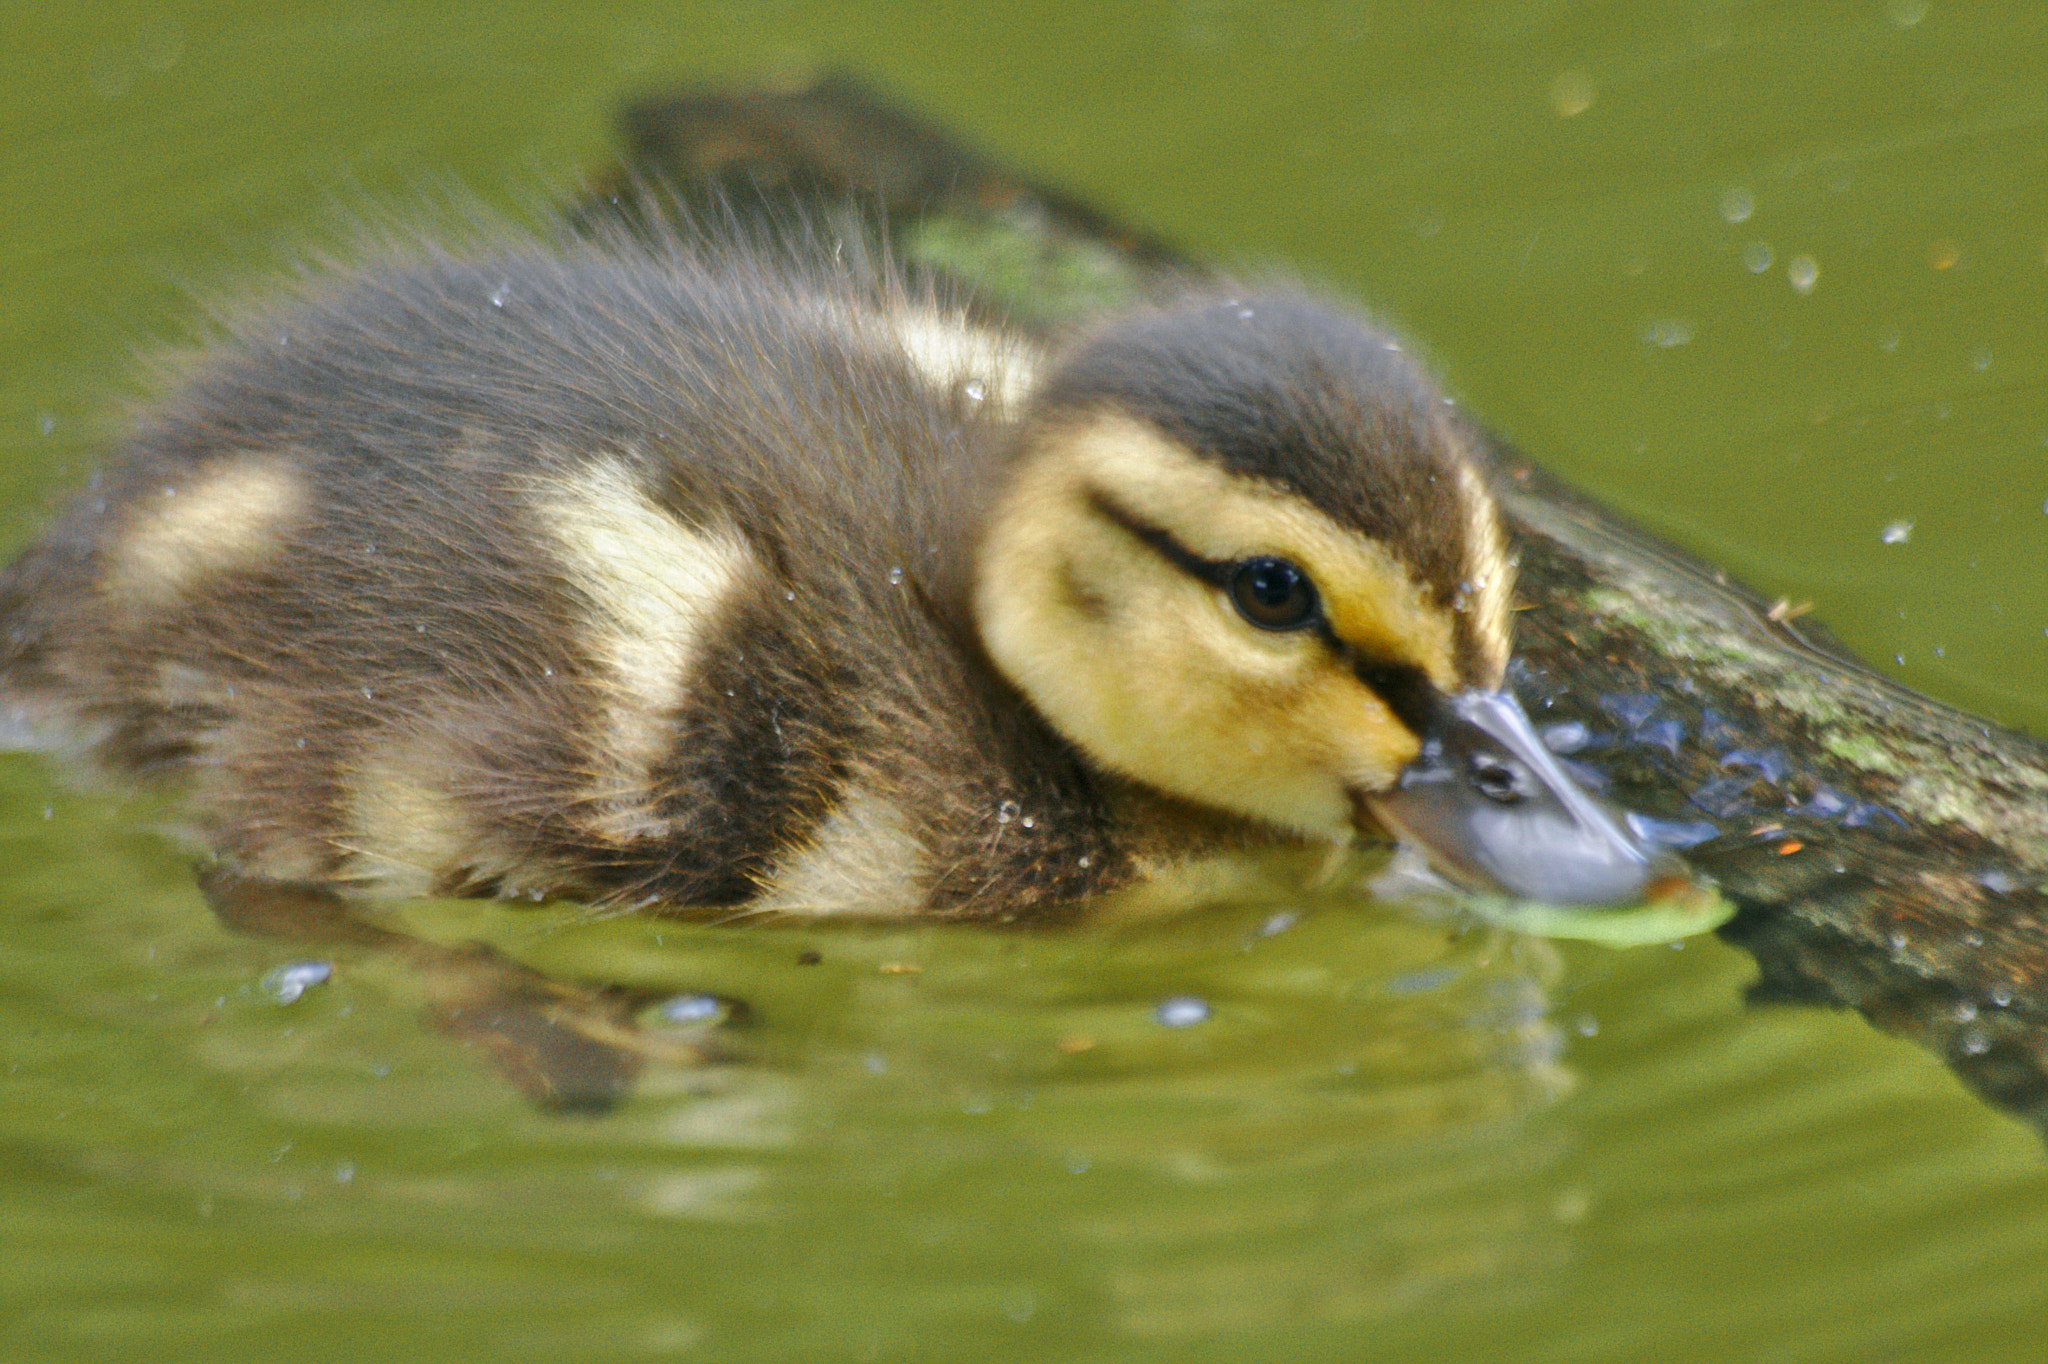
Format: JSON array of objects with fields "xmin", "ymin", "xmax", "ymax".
[{"xmin": 593, "ymin": 73, "xmax": 2048, "ymax": 1136}]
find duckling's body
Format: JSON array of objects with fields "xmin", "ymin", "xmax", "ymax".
[{"xmin": 0, "ymin": 225, "xmax": 1667, "ymax": 920}]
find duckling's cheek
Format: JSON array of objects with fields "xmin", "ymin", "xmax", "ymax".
[
  {"xmin": 1301, "ymin": 672, "xmax": 1420, "ymax": 797},
  {"xmin": 102, "ymin": 454, "xmax": 305, "ymax": 612}
]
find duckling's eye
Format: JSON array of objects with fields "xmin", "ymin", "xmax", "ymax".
[{"xmin": 1229, "ymin": 557, "xmax": 1320, "ymax": 631}]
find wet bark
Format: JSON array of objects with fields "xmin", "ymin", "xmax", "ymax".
[{"xmin": 594, "ymin": 72, "xmax": 2048, "ymax": 1137}]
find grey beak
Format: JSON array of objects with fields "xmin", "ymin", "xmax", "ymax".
[{"xmin": 1360, "ymin": 689, "xmax": 1686, "ymax": 906}]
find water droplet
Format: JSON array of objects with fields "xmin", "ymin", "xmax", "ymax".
[
  {"xmin": 37, "ymin": 414, "xmax": 55, "ymax": 436},
  {"xmin": 1960, "ymin": 1029, "xmax": 1991, "ymax": 1056},
  {"xmin": 887, "ymin": 566, "xmax": 904, "ymax": 585},
  {"xmin": 1991, "ymin": 986, "xmax": 2014, "ymax": 1007},
  {"xmin": 1548, "ymin": 69, "xmax": 1596, "ymax": 117},
  {"xmin": 1019, "ymin": 815, "xmax": 1036, "ymax": 830},
  {"xmin": 362, "ymin": 687, "xmax": 375, "ymax": 700},
  {"xmin": 961, "ymin": 380, "xmax": 987, "ymax": 403},
  {"xmin": 1256, "ymin": 910, "xmax": 1299, "ymax": 938},
  {"xmin": 1573, "ymin": 1013, "xmax": 1600, "ymax": 1037},
  {"xmin": 783, "ymin": 589, "xmax": 796, "ymax": 602},
  {"xmin": 1971, "ymin": 348, "xmax": 1993, "ymax": 372},
  {"xmin": 1888, "ymin": 931, "xmax": 1908, "ymax": 953},
  {"xmin": 1156, "ymin": 996, "xmax": 1211, "ymax": 1028},
  {"xmin": 1880, "ymin": 519, "xmax": 1914, "ymax": 545},
  {"xmin": 996, "ymin": 800, "xmax": 1020, "ymax": 824},
  {"xmin": 1234, "ymin": 305, "xmax": 1256, "ymax": 320},
  {"xmin": 262, "ymin": 961, "xmax": 333, "ymax": 1004},
  {"xmin": 658, "ymin": 993, "xmax": 722, "ymax": 1024},
  {"xmin": 1878, "ymin": 326, "xmax": 1903, "ymax": 353},
  {"xmin": 1886, "ymin": 0, "xmax": 1929, "ymax": 27},
  {"xmin": 1641, "ymin": 317, "xmax": 1694, "ymax": 348},
  {"xmin": 1719, "ymin": 187, "xmax": 1756, "ymax": 223},
  {"xmin": 1787, "ymin": 255, "xmax": 1820, "ymax": 294},
  {"xmin": 489, "ymin": 283, "xmax": 510, "ymax": 308},
  {"xmin": 863, "ymin": 1052, "xmax": 887, "ymax": 1075},
  {"xmin": 1077, "ymin": 854, "xmax": 1092, "ymax": 869},
  {"xmin": 1743, "ymin": 241, "xmax": 1774, "ymax": 273},
  {"xmin": 1542, "ymin": 721, "xmax": 1591, "ymax": 754}
]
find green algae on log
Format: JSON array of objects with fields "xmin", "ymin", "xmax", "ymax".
[{"xmin": 598, "ymin": 73, "xmax": 2048, "ymax": 1137}]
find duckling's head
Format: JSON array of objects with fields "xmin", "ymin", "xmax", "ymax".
[{"xmin": 975, "ymin": 291, "xmax": 1675, "ymax": 906}]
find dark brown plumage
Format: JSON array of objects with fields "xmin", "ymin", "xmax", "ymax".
[{"xmin": 0, "ymin": 221, "xmax": 1673, "ymax": 921}]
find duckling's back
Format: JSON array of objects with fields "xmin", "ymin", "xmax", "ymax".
[{"xmin": 0, "ymin": 237, "xmax": 1126, "ymax": 917}]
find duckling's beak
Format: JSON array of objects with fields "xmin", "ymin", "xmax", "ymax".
[{"xmin": 1359, "ymin": 690, "xmax": 1686, "ymax": 906}]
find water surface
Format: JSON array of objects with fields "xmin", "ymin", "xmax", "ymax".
[{"xmin": 3, "ymin": 3, "xmax": 2045, "ymax": 1361}]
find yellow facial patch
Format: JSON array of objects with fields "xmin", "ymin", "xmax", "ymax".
[
  {"xmin": 976, "ymin": 415, "xmax": 1495, "ymax": 838},
  {"xmin": 1031, "ymin": 416, "xmax": 1467, "ymax": 688}
]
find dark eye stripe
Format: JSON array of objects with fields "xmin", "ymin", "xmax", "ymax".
[
  {"xmin": 1084, "ymin": 486, "xmax": 1446, "ymax": 731},
  {"xmin": 1084, "ymin": 487, "xmax": 1227, "ymax": 586}
]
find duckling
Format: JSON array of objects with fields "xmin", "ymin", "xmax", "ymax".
[{"xmin": 0, "ymin": 222, "xmax": 1677, "ymax": 922}]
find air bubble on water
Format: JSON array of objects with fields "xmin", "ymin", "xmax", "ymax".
[
  {"xmin": 1641, "ymin": 318, "xmax": 1694, "ymax": 348},
  {"xmin": 1743, "ymin": 242, "xmax": 1774, "ymax": 273},
  {"xmin": 996, "ymin": 800, "xmax": 1020, "ymax": 824},
  {"xmin": 262, "ymin": 961, "xmax": 332, "ymax": 1004},
  {"xmin": 1719, "ymin": 187, "xmax": 1756, "ymax": 224},
  {"xmin": 1787, "ymin": 255, "xmax": 1820, "ymax": 294}
]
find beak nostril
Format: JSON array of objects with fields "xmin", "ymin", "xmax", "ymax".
[{"xmin": 1468, "ymin": 755, "xmax": 1528, "ymax": 805}]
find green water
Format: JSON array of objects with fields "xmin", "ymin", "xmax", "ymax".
[{"xmin": 3, "ymin": 2, "xmax": 2046, "ymax": 1361}]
